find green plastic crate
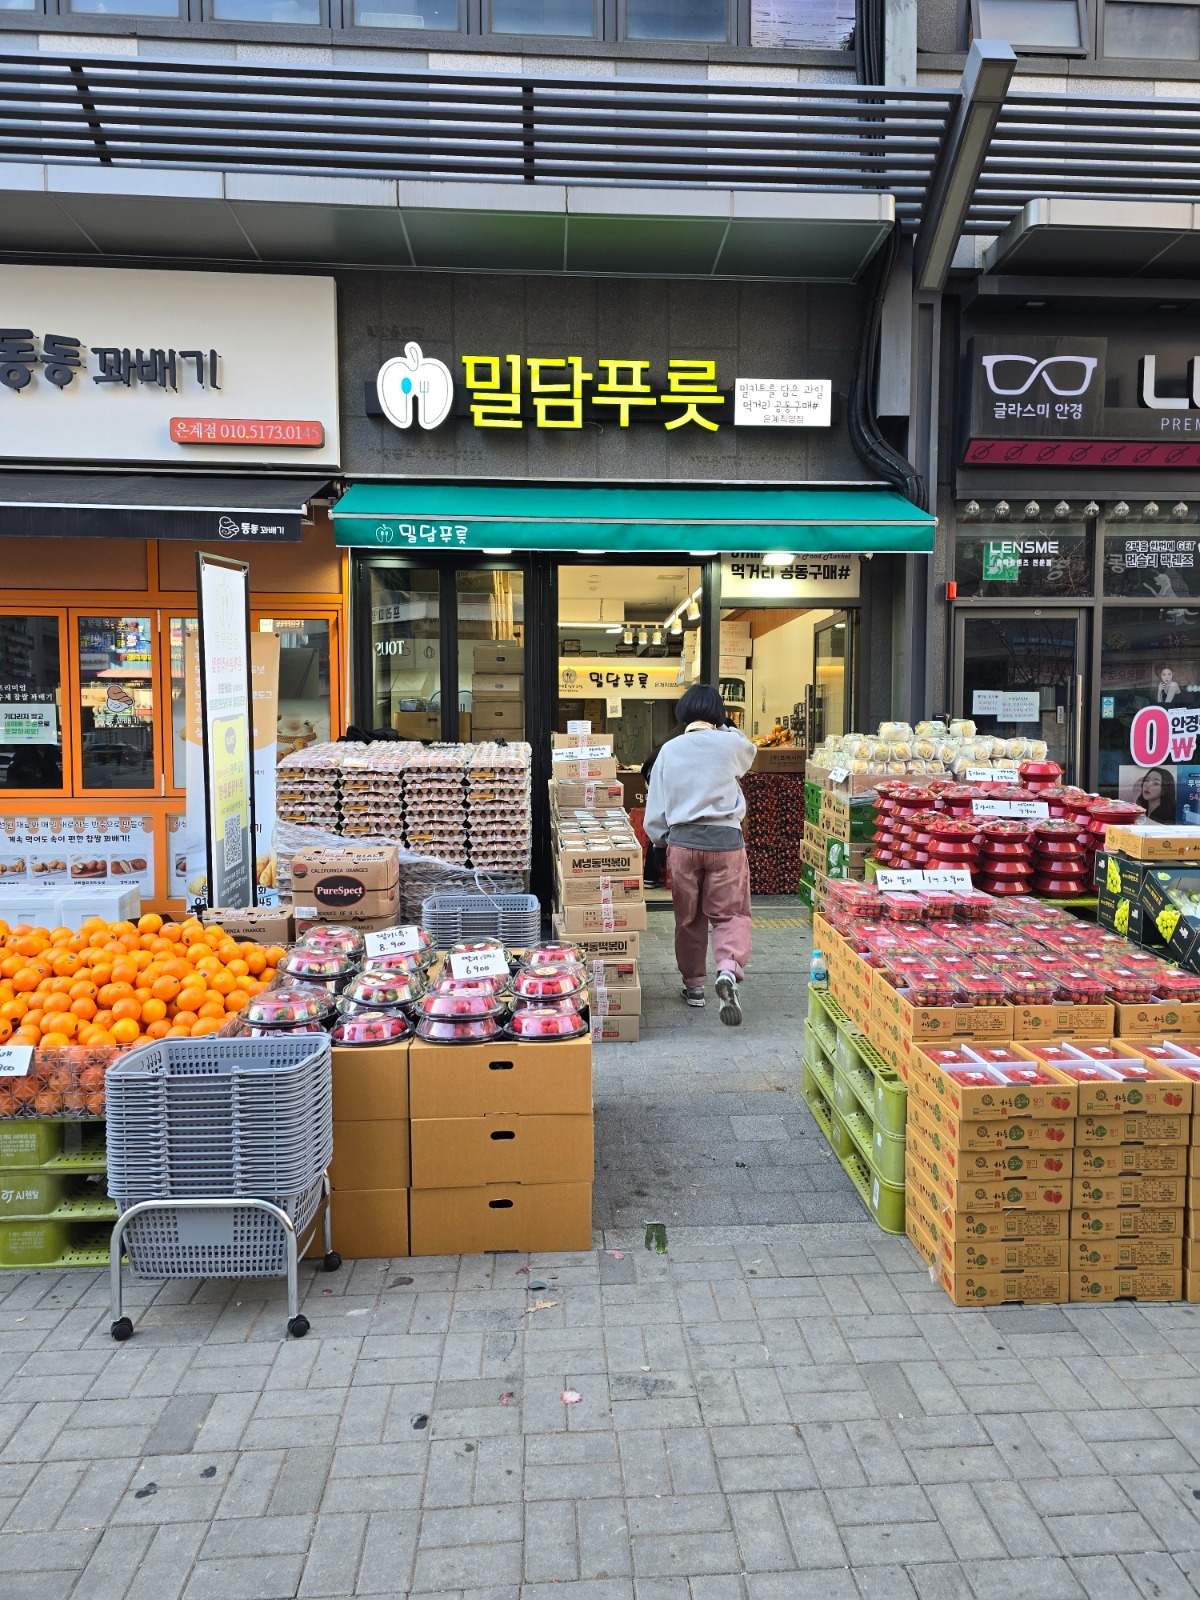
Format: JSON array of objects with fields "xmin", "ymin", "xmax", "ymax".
[
  {"xmin": 840, "ymin": 1148, "xmax": 906, "ymax": 1234},
  {"xmin": 871, "ymin": 1124, "xmax": 907, "ymax": 1187},
  {"xmin": 841, "ymin": 1108, "xmax": 875, "ymax": 1168},
  {"xmin": 0, "ymin": 1122, "xmax": 107, "ymax": 1172},
  {"xmin": 838, "ymin": 1058, "xmax": 876, "ymax": 1118},
  {"xmin": 0, "ymin": 1192, "xmax": 117, "ymax": 1266},
  {"xmin": 0, "ymin": 1223, "xmax": 112, "ymax": 1271},
  {"xmin": 807, "ymin": 1041, "xmax": 836, "ymax": 1101},
  {"xmin": 832, "ymin": 1067, "xmax": 858, "ymax": 1119},
  {"xmin": 834, "ymin": 1017, "xmax": 866, "ymax": 1077},
  {"xmin": 872, "ymin": 1071, "xmax": 908, "ymax": 1137},
  {"xmin": 0, "ymin": 1172, "xmax": 108, "ymax": 1219},
  {"xmin": 801, "ymin": 1069, "xmax": 838, "ymax": 1151}
]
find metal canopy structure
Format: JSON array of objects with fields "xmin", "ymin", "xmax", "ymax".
[{"xmin": 984, "ymin": 197, "xmax": 1200, "ymax": 277}]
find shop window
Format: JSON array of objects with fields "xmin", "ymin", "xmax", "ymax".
[
  {"xmin": 0, "ymin": 616, "xmax": 63, "ymax": 794},
  {"xmin": 352, "ymin": 0, "xmax": 460, "ymax": 23},
  {"xmin": 260, "ymin": 618, "xmax": 335, "ymax": 756},
  {"xmin": 488, "ymin": 0, "xmax": 598, "ymax": 34},
  {"xmin": 366, "ymin": 569, "xmax": 442, "ymax": 740},
  {"xmin": 78, "ymin": 616, "xmax": 157, "ymax": 792},
  {"xmin": 1102, "ymin": 0, "xmax": 1200, "ymax": 57},
  {"xmin": 456, "ymin": 570, "xmax": 525, "ymax": 744},
  {"xmin": 1104, "ymin": 516, "xmax": 1200, "ymax": 598},
  {"xmin": 751, "ymin": 0, "xmax": 855, "ymax": 48},
  {"xmin": 954, "ymin": 517, "xmax": 1094, "ymax": 599},
  {"xmin": 1098, "ymin": 605, "xmax": 1200, "ymax": 816},
  {"xmin": 971, "ymin": 0, "xmax": 1087, "ymax": 48},
  {"xmin": 623, "ymin": 0, "xmax": 730, "ymax": 39}
]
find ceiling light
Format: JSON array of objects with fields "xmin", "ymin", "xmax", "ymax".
[
  {"xmin": 622, "ymin": 628, "xmax": 633, "ymax": 645},
  {"xmin": 994, "ymin": 501, "xmax": 1010, "ymax": 519},
  {"xmin": 1024, "ymin": 501, "xmax": 1040, "ymax": 519},
  {"xmin": 689, "ymin": 550, "xmax": 719, "ymax": 557},
  {"xmin": 669, "ymin": 616, "xmax": 682, "ymax": 636},
  {"xmin": 652, "ymin": 629, "xmax": 663, "ymax": 646},
  {"xmin": 962, "ymin": 501, "xmax": 980, "ymax": 519},
  {"xmin": 638, "ymin": 628, "xmax": 649, "ymax": 647},
  {"xmin": 482, "ymin": 547, "xmax": 513, "ymax": 554},
  {"xmin": 1083, "ymin": 501, "xmax": 1099, "ymax": 518},
  {"xmin": 1173, "ymin": 502, "xmax": 1190, "ymax": 519},
  {"xmin": 1111, "ymin": 501, "xmax": 1129, "ymax": 519},
  {"xmin": 685, "ymin": 599, "xmax": 701, "ymax": 623},
  {"xmin": 761, "ymin": 552, "xmax": 795, "ymax": 567},
  {"xmin": 1143, "ymin": 502, "xmax": 1160, "ymax": 519},
  {"xmin": 1053, "ymin": 501, "xmax": 1070, "ymax": 519}
]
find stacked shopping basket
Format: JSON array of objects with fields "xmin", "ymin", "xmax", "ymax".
[{"xmin": 105, "ymin": 1035, "xmax": 337, "ymax": 1340}]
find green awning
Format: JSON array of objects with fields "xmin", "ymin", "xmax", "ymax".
[{"xmin": 331, "ymin": 484, "xmax": 934, "ymax": 554}]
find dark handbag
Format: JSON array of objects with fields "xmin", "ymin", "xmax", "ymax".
[{"xmin": 644, "ymin": 843, "xmax": 667, "ymax": 886}]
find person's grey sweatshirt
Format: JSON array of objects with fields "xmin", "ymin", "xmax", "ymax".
[{"xmin": 643, "ymin": 725, "xmax": 758, "ymax": 851}]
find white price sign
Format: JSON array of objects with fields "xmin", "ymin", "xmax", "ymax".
[
  {"xmin": 566, "ymin": 721, "xmax": 591, "ymax": 736},
  {"xmin": 1000, "ymin": 692, "xmax": 1041, "ymax": 722},
  {"xmin": 449, "ymin": 947, "xmax": 510, "ymax": 981},
  {"xmin": 365, "ymin": 926, "xmax": 423, "ymax": 959},
  {"xmin": 0, "ymin": 1045, "xmax": 35, "ymax": 1077},
  {"xmin": 964, "ymin": 766, "xmax": 1018, "ymax": 783},
  {"xmin": 971, "ymin": 798, "xmax": 1049, "ymax": 820},
  {"xmin": 875, "ymin": 869, "xmax": 925, "ymax": 891},
  {"xmin": 827, "ymin": 766, "xmax": 850, "ymax": 784},
  {"xmin": 923, "ymin": 869, "xmax": 974, "ymax": 893},
  {"xmin": 972, "ymin": 691, "xmax": 1003, "ymax": 715},
  {"xmin": 552, "ymin": 744, "xmax": 611, "ymax": 763}
]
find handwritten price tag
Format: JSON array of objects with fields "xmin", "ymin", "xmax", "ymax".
[
  {"xmin": 971, "ymin": 799, "xmax": 1049, "ymax": 820},
  {"xmin": 0, "ymin": 1045, "xmax": 34, "ymax": 1078},
  {"xmin": 566, "ymin": 720, "xmax": 592, "ymax": 736},
  {"xmin": 923, "ymin": 869, "xmax": 974, "ymax": 893},
  {"xmin": 875, "ymin": 869, "xmax": 925, "ymax": 891},
  {"xmin": 827, "ymin": 767, "xmax": 850, "ymax": 784},
  {"xmin": 964, "ymin": 765, "xmax": 1019, "ymax": 783},
  {"xmin": 552, "ymin": 744, "xmax": 611, "ymax": 764},
  {"xmin": 449, "ymin": 948, "xmax": 510, "ymax": 981},
  {"xmin": 365, "ymin": 926, "xmax": 423, "ymax": 959}
]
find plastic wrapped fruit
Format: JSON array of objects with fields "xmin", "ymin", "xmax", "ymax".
[
  {"xmin": 955, "ymin": 970, "xmax": 1007, "ymax": 1006},
  {"xmin": 992, "ymin": 1063, "xmax": 1057, "ymax": 1085},
  {"xmin": 419, "ymin": 989, "xmax": 506, "ymax": 1019},
  {"xmin": 298, "ymin": 925, "xmax": 366, "ymax": 958},
  {"xmin": 919, "ymin": 893, "xmax": 960, "ymax": 920},
  {"xmin": 362, "ymin": 950, "xmax": 425, "ymax": 979},
  {"xmin": 1102, "ymin": 972, "xmax": 1159, "ymax": 1004},
  {"xmin": 235, "ymin": 1020, "xmax": 327, "ymax": 1038},
  {"xmin": 243, "ymin": 990, "xmax": 333, "ymax": 1028},
  {"xmin": 506, "ymin": 1005, "xmax": 590, "ymax": 1040},
  {"xmin": 415, "ymin": 1015, "xmax": 504, "ymax": 1044},
  {"xmin": 276, "ymin": 948, "xmax": 358, "ymax": 990},
  {"xmin": 330, "ymin": 1008, "xmax": 412, "ymax": 1046},
  {"xmin": 450, "ymin": 938, "xmax": 507, "ymax": 957},
  {"xmin": 342, "ymin": 971, "xmax": 424, "ymax": 1010},
  {"xmin": 899, "ymin": 968, "xmax": 962, "ymax": 1007},
  {"xmin": 1151, "ymin": 969, "xmax": 1200, "ymax": 1002},
  {"xmin": 525, "ymin": 941, "xmax": 586, "ymax": 968},
  {"xmin": 880, "ymin": 893, "xmax": 927, "ymax": 923},
  {"xmin": 431, "ymin": 975, "xmax": 509, "ymax": 1002},
  {"xmin": 1000, "ymin": 969, "xmax": 1058, "ymax": 1006},
  {"xmin": 511, "ymin": 964, "xmax": 586, "ymax": 1001},
  {"xmin": 1054, "ymin": 970, "xmax": 1109, "ymax": 1005}
]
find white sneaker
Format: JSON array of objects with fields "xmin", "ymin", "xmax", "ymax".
[{"xmin": 715, "ymin": 971, "xmax": 742, "ymax": 1027}]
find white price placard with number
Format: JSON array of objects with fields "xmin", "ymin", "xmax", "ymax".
[
  {"xmin": 552, "ymin": 744, "xmax": 612, "ymax": 764},
  {"xmin": 0, "ymin": 1046, "xmax": 35, "ymax": 1077},
  {"xmin": 971, "ymin": 798, "xmax": 1049, "ymax": 820},
  {"xmin": 566, "ymin": 721, "xmax": 591, "ymax": 736},
  {"xmin": 964, "ymin": 765, "xmax": 1018, "ymax": 783},
  {"xmin": 875, "ymin": 869, "xmax": 925, "ymax": 892},
  {"xmin": 923, "ymin": 869, "xmax": 974, "ymax": 893},
  {"xmin": 972, "ymin": 690, "xmax": 1003, "ymax": 715},
  {"xmin": 365, "ymin": 926, "xmax": 423, "ymax": 959},
  {"xmin": 449, "ymin": 948, "xmax": 510, "ymax": 982},
  {"xmin": 827, "ymin": 766, "xmax": 850, "ymax": 784}
]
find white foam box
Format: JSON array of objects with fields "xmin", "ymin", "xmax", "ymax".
[
  {"xmin": 0, "ymin": 890, "xmax": 64, "ymax": 926},
  {"xmin": 59, "ymin": 887, "xmax": 141, "ymax": 923}
]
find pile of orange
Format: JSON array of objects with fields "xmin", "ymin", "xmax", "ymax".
[{"xmin": 0, "ymin": 914, "xmax": 285, "ymax": 1052}]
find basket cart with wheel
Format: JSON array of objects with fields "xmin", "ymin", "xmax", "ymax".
[{"xmin": 104, "ymin": 1035, "xmax": 340, "ymax": 1340}]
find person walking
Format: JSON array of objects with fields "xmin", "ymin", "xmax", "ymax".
[{"xmin": 644, "ymin": 684, "xmax": 756, "ymax": 1025}]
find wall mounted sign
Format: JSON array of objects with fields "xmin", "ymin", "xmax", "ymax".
[
  {"xmin": 0, "ymin": 265, "xmax": 339, "ymax": 468},
  {"xmin": 559, "ymin": 661, "xmax": 682, "ymax": 700},
  {"xmin": 963, "ymin": 334, "xmax": 1200, "ymax": 469},
  {"xmin": 371, "ymin": 345, "xmax": 831, "ymax": 435},
  {"xmin": 0, "ymin": 813, "xmax": 155, "ymax": 897},
  {"xmin": 721, "ymin": 553, "xmax": 860, "ymax": 602}
]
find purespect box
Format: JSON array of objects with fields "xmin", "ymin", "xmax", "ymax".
[
  {"xmin": 290, "ymin": 845, "xmax": 399, "ymax": 921},
  {"xmin": 906, "ymin": 1072, "xmax": 1075, "ymax": 1150}
]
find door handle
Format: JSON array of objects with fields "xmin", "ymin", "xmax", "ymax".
[{"xmin": 1072, "ymin": 673, "xmax": 1084, "ymax": 785}]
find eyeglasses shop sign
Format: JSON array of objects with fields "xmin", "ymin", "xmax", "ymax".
[
  {"xmin": 0, "ymin": 265, "xmax": 340, "ymax": 468},
  {"xmin": 721, "ymin": 554, "xmax": 860, "ymax": 602}
]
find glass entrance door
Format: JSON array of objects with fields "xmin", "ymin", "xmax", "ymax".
[
  {"xmin": 812, "ymin": 612, "xmax": 855, "ymax": 744},
  {"xmin": 954, "ymin": 610, "xmax": 1086, "ymax": 785}
]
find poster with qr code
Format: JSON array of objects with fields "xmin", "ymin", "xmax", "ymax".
[{"xmin": 198, "ymin": 556, "xmax": 255, "ymax": 909}]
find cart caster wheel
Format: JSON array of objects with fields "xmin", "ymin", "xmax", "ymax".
[
  {"xmin": 323, "ymin": 1251, "xmax": 342, "ymax": 1273},
  {"xmin": 287, "ymin": 1315, "xmax": 310, "ymax": 1339},
  {"xmin": 111, "ymin": 1317, "xmax": 134, "ymax": 1342}
]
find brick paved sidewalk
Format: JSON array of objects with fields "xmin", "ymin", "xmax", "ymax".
[{"xmin": 0, "ymin": 903, "xmax": 1198, "ymax": 1600}]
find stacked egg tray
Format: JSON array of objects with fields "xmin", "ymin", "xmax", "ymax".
[
  {"xmin": 276, "ymin": 742, "xmax": 364, "ymax": 831},
  {"xmin": 803, "ymin": 986, "xmax": 908, "ymax": 1234},
  {"xmin": 467, "ymin": 743, "xmax": 532, "ymax": 873},
  {"xmin": 341, "ymin": 743, "xmax": 418, "ymax": 841},
  {"xmin": 403, "ymin": 746, "xmax": 469, "ymax": 864},
  {"xmin": 0, "ymin": 1121, "xmax": 115, "ymax": 1270}
]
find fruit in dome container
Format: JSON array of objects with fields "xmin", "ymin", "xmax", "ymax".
[
  {"xmin": 366, "ymin": 950, "xmax": 426, "ymax": 978},
  {"xmin": 243, "ymin": 989, "xmax": 333, "ymax": 1028},
  {"xmin": 432, "ymin": 973, "xmax": 509, "ymax": 1001},
  {"xmin": 506, "ymin": 1004, "xmax": 590, "ymax": 1040},
  {"xmin": 511, "ymin": 963, "xmax": 586, "ymax": 1001},
  {"xmin": 525, "ymin": 941, "xmax": 585, "ymax": 967},
  {"xmin": 236, "ymin": 1019, "xmax": 327, "ymax": 1037},
  {"xmin": 450, "ymin": 937, "xmax": 507, "ymax": 957},
  {"xmin": 342, "ymin": 970, "xmax": 424, "ymax": 1010},
  {"xmin": 276, "ymin": 947, "xmax": 358, "ymax": 990},
  {"xmin": 419, "ymin": 988, "xmax": 506, "ymax": 1019},
  {"xmin": 330, "ymin": 1007, "xmax": 412, "ymax": 1046},
  {"xmin": 415, "ymin": 1014, "xmax": 504, "ymax": 1044},
  {"xmin": 298, "ymin": 924, "xmax": 366, "ymax": 958}
]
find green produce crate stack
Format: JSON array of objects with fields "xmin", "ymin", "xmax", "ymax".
[
  {"xmin": 804, "ymin": 782, "xmax": 822, "ymax": 825},
  {"xmin": 802, "ymin": 986, "xmax": 908, "ymax": 1234},
  {"xmin": 0, "ymin": 1122, "xmax": 115, "ymax": 1270}
]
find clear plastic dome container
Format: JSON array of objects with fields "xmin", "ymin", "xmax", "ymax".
[
  {"xmin": 415, "ymin": 1015, "xmax": 505, "ymax": 1044},
  {"xmin": 276, "ymin": 947, "xmax": 358, "ymax": 988},
  {"xmin": 342, "ymin": 970, "xmax": 425, "ymax": 1010},
  {"xmin": 330, "ymin": 1008, "xmax": 412, "ymax": 1046},
  {"xmin": 298, "ymin": 924, "xmax": 366, "ymax": 958},
  {"xmin": 506, "ymin": 1005, "xmax": 591, "ymax": 1040},
  {"xmin": 243, "ymin": 989, "xmax": 333, "ymax": 1028},
  {"xmin": 511, "ymin": 964, "xmax": 586, "ymax": 1001}
]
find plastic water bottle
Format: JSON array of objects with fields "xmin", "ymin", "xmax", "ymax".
[{"xmin": 810, "ymin": 949, "xmax": 829, "ymax": 993}]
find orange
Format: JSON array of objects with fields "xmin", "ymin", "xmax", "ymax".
[
  {"xmin": 245, "ymin": 949, "xmax": 267, "ymax": 976},
  {"xmin": 88, "ymin": 1029, "xmax": 115, "ymax": 1047},
  {"xmin": 137, "ymin": 913, "xmax": 163, "ymax": 935},
  {"xmin": 92, "ymin": 1010, "xmax": 113, "ymax": 1032},
  {"xmin": 0, "ymin": 1017, "xmax": 10, "ymax": 1043},
  {"xmin": 166, "ymin": 1025, "xmax": 193, "ymax": 1038},
  {"xmin": 140, "ymin": 997, "xmax": 167, "ymax": 1024},
  {"xmin": 152, "ymin": 974, "xmax": 182, "ymax": 1002},
  {"xmin": 98, "ymin": 983, "xmax": 134, "ymax": 1008},
  {"xmin": 225, "ymin": 958, "xmax": 249, "ymax": 979},
  {"xmin": 87, "ymin": 930, "xmax": 110, "ymax": 949},
  {"xmin": 11, "ymin": 969, "xmax": 39, "ymax": 993},
  {"xmin": 14, "ymin": 935, "xmax": 47, "ymax": 958},
  {"xmin": 209, "ymin": 969, "xmax": 235, "ymax": 997},
  {"xmin": 170, "ymin": 1011, "xmax": 199, "ymax": 1032},
  {"xmin": 185, "ymin": 943, "xmax": 209, "ymax": 965},
  {"xmin": 40, "ymin": 995, "xmax": 71, "ymax": 1018},
  {"xmin": 39, "ymin": 1031, "xmax": 70, "ymax": 1048},
  {"xmin": 264, "ymin": 945, "xmax": 287, "ymax": 967},
  {"xmin": 47, "ymin": 975, "xmax": 74, "ymax": 995},
  {"xmin": 145, "ymin": 1019, "xmax": 172, "ymax": 1040},
  {"xmin": 110, "ymin": 1018, "xmax": 141, "ymax": 1045},
  {"xmin": 49, "ymin": 1013, "xmax": 78, "ymax": 1039},
  {"xmin": 109, "ymin": 960, "xmax": 138, "ymax": 987},
  {"xmin": 149, "ymin": 938, "xmax": 174, "ymax": 956},
  {"xmin": 176, "ymin": 986, "xmax": 207, "ymax": 1012},
  {"xmin": 134, "ymin": 987, "xmax": 153, "ymax": 1005},
  {"xmin": 197, "ymin": 1000, "xmax": 226, "ymax": 1020},
  {"xmin": 51, "ymin": 952, "xmax": 80, "ymax": 977},
  {"xmin": 89, "ymin": 964, "xmax": 113, "ymax": 990},
  {"xmin": 161, "ymin": 958, "xmax": 190, "ymax": 982},
  {"xmin": 190, "ymin": 1017, "xmax": 223, "ymax": 1037},
  {"xmin": 70, "ymin": 998, "xmax": 97, "ymax": 1022},
  {"xmin": 0, "ymin": 956, "xmax": 22, "ymax": 980},
  {"xmin": 111, "ymin": 921, "xmax": 136, "ymax": 939},
  {"xmin": 159, "ymin": 924, "xmax": 183, "ymax": 943},
  {"xmin": 68, "ymin": 980, "xmax": 97, "ymax": 1000},
  {"xmin": 0, "ymin": 999, "xmax": 28, "ymax": 1022},
  {"xmin": 110, "ymin": 997, "xmax": 141, "ymax": 1023},
  {"xmin": 224, "ymin": 991, "xmax": 250, "ymax": 1013}
]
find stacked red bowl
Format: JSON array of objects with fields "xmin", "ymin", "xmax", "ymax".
[
  {"xmin": 975, "ymin": 820, "xmax": 1034, "ymax": 895},
  {"xmin": 1031, "ymin": 819, "xmax": 1090, "ymax": 897}
]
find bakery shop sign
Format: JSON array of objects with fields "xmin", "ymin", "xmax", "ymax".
[{"xmin": 964, "ymin": 334, "xmax": 1200, "ymax": 469}]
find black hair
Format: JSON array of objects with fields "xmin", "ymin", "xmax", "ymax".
[
  {"xmin": 1139, "ymin": 764, "xmax": 1176, "ymax": 821},
  {"xmin": 676, "ymin": 684, "xmax": 729, "ymax": 728}
]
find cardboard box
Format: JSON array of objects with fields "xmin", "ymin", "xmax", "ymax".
[
  {"xmin": 1104, "ymin": 823, "xmax": 1200, "ymax": 861},
  {"xmin": 410, "ymin": 1113, "xmax": 593, "ymax": 1189},
  {"xmin": 908, "ymin": 1046, "xmax": 1076, "ymax": 1118},
  {"xmin": 1010, "ymin": 1004, "xmax": 1116, "ymax": 1041},
  {"xmin": 332, "ymin": 1042, "xmax": 409, "ymax": 1122},
  {"xmin": 873, "ymin": 976, "xmax": 1015, "ymax": 1044},
  {"xmin": 474, "ymin": 645, "xmax": 524, "ymax": 674},
  {"xmin": 1070, "ymin": 1235, "xmax": 1184, "ymax": 1270},
  {"xmin": 905, "ymin": 1129, "xmax": 1070, "ymax": 1215},
  {"xmin": 1076, "ymin": 1142, "xmax": 1189, "ymax": 1176},
  {"xmin": 557, "ymin": 843, "xmax": 642, "ymax": 879},
  {"xmin": 555, "ymin": 873, "xmax": 644, "ymax": 906},
  {"xmin": 927, "ymin": 1200, "xmax": 1070, "ymax": 1242},
  {"xmin": 592, "ymin": 1014, "xmax": 641, "ymax": 1043},
  {"xmin": 551, "ymin": 757, "xmax": 620, "ymax": 783},
  {"xmin": 290, "ymin": 846, "xmax": 399, "ymax": 920},
  {"xmin": 1076, "ymin": 1112, "xmax": 1190, "ymax": 1145},
  {"xmin": 554, "ymin": 900, "xmax": 648, "ymax": 935},
  {"xmin": 409, "ymin": 1181, "xmax": 592, "ymax": 1255},
  {"xmin": 324, "ymin": 1188, "xmax": 408, "ymax": 1260},
  {"xmin": 1188, "ymin": 1268, "xmax": 1200, "ymax": 1302},
  {"xmin": 552, "ymin": 733, "xmax": 615, "ymax": 752},
  {"xmin": 1071, "ymin": 1173, "xmax": 1187, "ymax": 1207},
  {"xmin": 912, "ymin": 1208, "xmax": 1070, "ymax": 1304},
  {"xmin": 1070, "ymin": 1268, "xmax": 1183, "ymax": 1302},
  {"xmin": 554, "ymin": 926, "xmax": 641, "ymax": 961},
  {"xmin": 905, "ymin": 1096, "xmax": 1072, "ymax": 1177},
  {"xmin": 202, "ymin": 906, "xmax": 294, "ymax": 944},
  {"xmin": 550, "ymin": 780, "xmax": 626, "ymax": 811},
  {"xmin": 409, "ymin": 1037, "xmax": 592, "ymax": 1119},
  {"xmin": 908, "ymin": 1192, "xmax": 1069, "ymax": 1272},
  {"xmin": 329, "ymin": 1120, "xmax": 411, "ymax": 1191},
  {"xmin": 1067, "ymin": 1053, "xmax": 1193, "ymax": 1116},
  {"xmin": 619, "ymin": 770, "xmax": 648, "ymax": 811},
  {"xmin": 1071, "ymin": 1207, "xmax": 1184, "ymax": 1238},
  {"xmin": 588, "ymin": 980, "xmax": 641, "ymax": 1015},
  {"xmin": 471, "ymin": 699, "xmax": 525, "ymax": 732},
  {"xmin": 471, "ymin": 673, "xmax": 523, "ymax": 699},
  {"xmin": 750, "ymin": 747, "xmax": 806, "ymax": 773},
  {"xmin": 590, "ymin": 955, "xmax": 640, "ymax": 984},
  {"xmin": 293, "ymin": 907, "xmax": 399, "ymax": 936},
  {"xmin": 906, "ymin": 1073, "xmax": 1075, "ymax": 1150}
]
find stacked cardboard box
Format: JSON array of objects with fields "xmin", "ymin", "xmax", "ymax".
[
  {"xmin": 902, "ymin": 1043, "xmax": 1076, "ymax": 1306},
  {"xmin": 325, "ymin": 1040, "xmax": 411, "ymax": 1259},
  {"xmin": 471, "ymin": 644, "xmax": 525, "ymax": 738},
  {"xmin": 290, "ymin": 844, "xmax": 400, "ymax": 935},
  {"xmin": 799, "ymin": 786, "xmax": 875, "ymax": 908},
  {"xmin": 408, "ymin": 1034, "xmax": 594, "ymax": 1254},
  {"xmin": 550, "ymin": 731, "xmax": 643, "ymax": 1042}
]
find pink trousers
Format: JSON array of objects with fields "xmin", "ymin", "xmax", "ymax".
[{"xmin": 666, "ymin": 845, "xmax": 752, "ymax": 988}]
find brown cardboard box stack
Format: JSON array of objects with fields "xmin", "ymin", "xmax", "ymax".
[
  {"xmin": 902, "ymin": 1041, "xmax": 1076, "ymax": 1307},
  {"xmin": 549, "ymin": 730, "xmax": 643, "ymax": 1043},
  {"xmin": 408, "ymin": 1034, "xmax": 594, "ymax": 1254},
  {"xmin": 1190, "ymin": 1063, "xmax": 1200, "ymax": 1303},
  {"xmin": 289, "ymin": 844, "xmax": 400, "ymax": 936},
  {"xmin": 324, "ymin": 1040, "xmax": 411, "ymax": 1260},
  {"xmin": 1069, "ymin": 1045, "xmax": 1193, "ymax": 1304},
  {"xmin": 471, "ymin": 644, "xmax": 524, "ymax": 737}
]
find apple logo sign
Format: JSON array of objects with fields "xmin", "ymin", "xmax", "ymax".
[{"xmin": 377, "ymin": 342, "xmax": 454, "ymax": 430}]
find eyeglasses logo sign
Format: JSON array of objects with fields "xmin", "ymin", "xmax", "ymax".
[
  {"xmin": 376, "ymin": 342, "xmax": 454, "ymax": 431},
  {"xmin": 981, "ymin": 354, "xmax": 1098, "ymax": 398}
]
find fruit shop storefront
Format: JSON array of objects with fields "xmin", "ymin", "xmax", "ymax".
[{"xmin": 0, "ymin": 264, "xmax": 344, "ymax": 917}]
